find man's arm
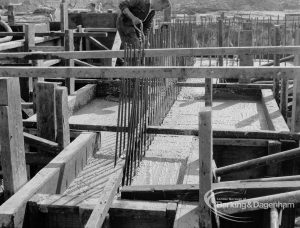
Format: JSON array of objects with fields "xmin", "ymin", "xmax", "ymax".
[
  {"xmin": 119, "ymin": 0, "xmax": 142, "ymax": 25},
  {"xmin": 143, "ymin": 11, "xmax": 155, "ymax": 35}
]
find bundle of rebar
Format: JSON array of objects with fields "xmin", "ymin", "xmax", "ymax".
[{"xmin": 114, "ymin": 41, "xmax": 180, "ymax": 185}]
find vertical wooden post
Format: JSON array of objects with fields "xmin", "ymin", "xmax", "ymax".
[
  {"xmin": 60, "ymin": 0, "xmax": 68, "ymax": 31},
  {"xmin": 55, "ymin": 87, "xmax": 70, "ymax": 149},
  {"xmin": 291, "ymin": 29, "xmax": 300, "ymax": 132},
  {"xmin": 273, "ymin": 25, "xmax": 280, "ymax": 103},
  {"xmin": 218, "ymin": 13, "xmax": 224, "ymax": 67},
  {"xmin": 267, "ymin": 140, "xmax": 281, "ymax": 177},
  {"xmin": 77, "ymin": 25, "xmax": 83, "ymax": 51},
  {"xmin": 36, "ymin": 82, "xmax": 57, "ymax": 142},
  {"xmin": 65, "ymin": 30, "xmax": 75, "ymax": 94},
  {"xmin": 199, "ymin": 107, "xmax": 212, "ymax": 228},
  {"xmin": 23, "ymin": 24, "xmax": 35, "ymax": 101},
  {"xmin": 270, "ymin": 208, "xmax": 279, "ymax": 228},
  {"xmin": 239, "ymin": 22, "xmax": 253, "ymax": 83},
  {"xmin": 7, "ymin": 5, "xmax": 15, "ymax": 25},
  {"xmin": 0, "ymin": 78, "xmax": 27, "ymax": 199},
  {"xmin": 205, "ymin": 78, "xmax": 212, "ymax": 107}
]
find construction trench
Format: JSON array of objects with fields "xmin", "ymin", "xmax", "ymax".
[{"xmin": 0, "ymin": 2, "xmax": 300, "ymax": 228}]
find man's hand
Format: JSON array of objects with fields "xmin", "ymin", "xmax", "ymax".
[
  {"xmin": 123, "ymin": 8, "xmax": 141, "ymax": 25},
  {"xmin": 131, "ymin": 16, "xmax": 142, "ymax": 25}
]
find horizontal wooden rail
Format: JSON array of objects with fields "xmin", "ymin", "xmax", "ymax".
[
  {"xmin": 23, "ymin": 121, "xmax": 300, "ymax": 141},
  {"xmin": 216, "ymin": 147, "xmax": 300, "ymax": 176},
  {"xmin": 121, "ymin": 181, "xmax": 300, "ymax": 201},
  {"xmin": 23, "ymin": 132, "xmax": 61, "ymax": 153},
  {"xmin": 0, "ymin": 36, "xmax": 59, "ymax": 52},
  {"xmin": 0, "ymin": 66, "xmax": 298, "ymax": 80},
  {"xmin": 147, "ymin": 126, "xmax": 300, "ymax": 140},
  {"xmin": 0, "ymin": 46, "xmax": 299, "ymax": 60},
  {"xmin": 0, "ymin": 32, "xmax": 108, "ymax": 37},
  {"xmin": 177, "ymin": 82, "xmax": 273, "ymax": 89}
]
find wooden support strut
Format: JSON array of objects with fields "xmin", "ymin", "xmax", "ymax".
[
  {"xmin": 64, "ymin": 30, "xmax": 75, "ymax": 94},
  {"xmin": 292, "ymin": 29, "xmax": 300, "ymax": 132},
  {"xmin": 0, "ymin": 77, "xmax": 27, "ymax": 199},
  {"xmin": 199, "ymin": 108, "xmax": 212, "ymax": 228}
]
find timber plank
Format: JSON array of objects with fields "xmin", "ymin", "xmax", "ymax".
[
  {"xmin": 0, "ymin": 77, "xmax": 27, "ymax": 198},
  {"xmin": 121, "ymin": 181, "xmax": 300, "ymax": 201},
  {"xmin": 261, "ymin": 89, "xmax": 289, "ymax": 132},
  {"xmin": 173, "ymin": 202, "xmax": 199, "ymax": 228},
  {"xmin": 0, "ymin": 66, "xmax": 298, "ymax": 80},
  {"xmin": 23, "ymin": 132, "xmax": 60, "ymax": 153},
  {"xmin": 0, "ymin": 133, "xmax": 99, "ymax": 228},
  {"xmin": 36, "ymin": 82, "xmax": 57, "ymax": 141},
  {"xmin": 27, "ymin": 194, "xmax": 177, "ymax": 228},
  {"xmin": 1, "ymin": 46, "xmax": 300, "ymax": 60},
  {"xmin": 85, "ymin": 159, "xmax": 125, "ymax": 228}
]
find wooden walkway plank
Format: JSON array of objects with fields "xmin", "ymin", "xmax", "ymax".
[
  {"xmin": 0, "ymin": 133, "xmax": 99, "ymax": 228},
  {"xmin": 85, "ymin": 159, "xmax": 125, "ymax": 228}
]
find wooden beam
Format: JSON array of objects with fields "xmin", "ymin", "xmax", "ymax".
[
  {"xmin": 0, "ymin": 32, "xmax": 108, "ymax": 37},
  {"xmin": 273, "ymin": 25, "xmax": 281, "ymax": 102},
  {"xmin": 215, "ymin": 146, "xmax": 300, "ymax": 176},
  {"xmin": 1, "ymin": 46, "xmax": 300, "ymax": 60},
  {"xmin": 60, "ymin": 2, "xmax": 68, "ymax": 31},
  {"xmin": 199, "ymin": 108, "xmax": 212, "ymax": 228},
  {"xmin": 121, "ymin": 181, "xmax": 300, "ymax": 201},
  {"xmin": 88, "ymin": 36, "xmax": 109, "ymax": 50},
  {"xmin": 29, "ymin": 46, "xmax": 65, "ymax": 52},
  {"xmin": 291, "ymin": 29, "xmax": 300, "ymax": 132},
  {"xmin": 239, "ymin": 22, "xmax": 253, "ymax": 83},
  {"xmin": 0, "ymin": 77, "xmax": 27, "ymax": 199},
  {"xmin": 270, "ymin": 208, "xmax": 279, "ymax": 228},
  {"xmin": 177, "ymin": 82, "xmax": 273, "ymax": 89},
  {"xmin": 27, "ymin": 194, "xmax": 177, "ymax": 228},
  {"xmin": 205, "ymin": 79, "xmax": 212, "ymax": 106},
  {"xmin": 55, "ymin": 87, "xmax": 70, "ymax": 149},
  {"xmin": 85, "ymin": 160, "xmax": 125, "ymax": 228},
  {"xmin": 64, "ymin": 30, "xmax": 75, "ymax": 94},
  {"xmin": 111, "ymin": 31, "xmax": 121, "ymax": 67},
  {"xmin": 267, "ymin": 140, "xmax": 282, "ymax": 177},
  {"xmin": 147, "ymin": 126, "xmax": 300, "ymax": 140},
  {"xmin": 23, "ymin": 132, "xmax": 60, "ymax": 154},
  {"xmin": 261, "ymin": 89, "xmax": 290, "ymax": 132},
  {"xmin": 36, "ymin": 82, "xmax": 57, "ymax": 142},
  {"xmin": 74, "ymin": 59, "xmax": 95, "ymax": 67},
  {"xmin": 0, "ymin": 132, "xmax": 99, "ymax": 228},
  {"xmin": 68, "ymin": 84, "xmax": 97, "ymax": 116},
  {"xmin": 0, "ymin": 66, "xmax": 298, "ymax": 80},
  {"xmin": 21, "ymin": 102, "xmax": 33, "ymax": 109}
]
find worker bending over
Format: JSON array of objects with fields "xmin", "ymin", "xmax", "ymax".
[{"xmin": 117, "ymin": 0, "xmax": 171, "ymax": 47}]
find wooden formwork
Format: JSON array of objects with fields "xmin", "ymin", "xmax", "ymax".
[{"xmin": 0, "ymin": 8, "xmax": 300, "ymax": 228}]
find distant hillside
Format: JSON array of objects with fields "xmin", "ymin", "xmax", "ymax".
[
  {"xmin": 173, "ymin": 0, "xmax": 300, "ymax": 14},
  {"xmin": 0, "ymin": 0, "xmax": 299, "ymax": 14}
]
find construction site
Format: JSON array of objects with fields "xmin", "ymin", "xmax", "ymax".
[{"xmin": 0, "ymin": 0, "xmax": 300, "ymax": 227}]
